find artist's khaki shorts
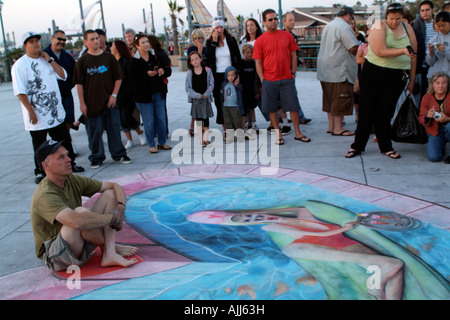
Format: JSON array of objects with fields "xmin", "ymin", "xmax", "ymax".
[
  {"xmin": 321, "ymin": 81, "xmax": 354, "ymax": 116},
  {"xmin": 43, "ymin": 233, "xmax": 97, "ymax": 271}
]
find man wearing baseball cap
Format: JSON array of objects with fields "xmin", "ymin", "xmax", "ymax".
[
  {"xmin": 30, "ymin": 140, "xmax": 138, "ymax": 272},
  {"xmin": 11, "ymin": 31, "xmax": 84, "ymax": 184},
  {"xmin": 317, "ymin": 6, "xmax": 359, "ymax": 136}
]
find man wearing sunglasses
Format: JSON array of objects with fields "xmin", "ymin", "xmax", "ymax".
[
  {"xmin": 253, "ymin": 9, "xmax": 310, "ymax": 145},
  {"xmin": 43, "ymin": 30, "xmax": 79, "ymax": 155}
]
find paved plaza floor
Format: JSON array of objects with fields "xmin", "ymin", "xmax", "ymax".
[{"xmin": 0, "ymin": 68, "xmax": 448, "ymax": 300}]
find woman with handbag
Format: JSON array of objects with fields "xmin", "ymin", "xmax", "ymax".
[
  {"xmin": 130, "ymin": 33, "xmax": 171, "ymax": 154},
  {"xmin": 418, "ymin": 72, "xmax": 450, "ymax": 163},
  {"xmin": 345, "ymin": 3, "xmax": 417, "ymax": 159},
  {"xmin": 206, "ymin": 17, "xmax": 241, "ymax": 132}
]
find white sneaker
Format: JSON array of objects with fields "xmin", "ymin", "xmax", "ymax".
[
  {"xmin": 72, "ymin": 142, "xmax": 79, "ymax": 155},
  {"xmin": 125, "ymin": 140, "xmax": 133, "ymax": 149},
  {"xmin": 244, "ymin": 131, "xmax": 256, "ymax": 140},
  {"xmin": 138, "ymin": 133, "xmax": 147, "ymax": 146}
]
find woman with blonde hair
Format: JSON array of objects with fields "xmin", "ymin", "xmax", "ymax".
[{"xmin": 419, "ymin": 72, "xmax": 450, "ymax": 163}]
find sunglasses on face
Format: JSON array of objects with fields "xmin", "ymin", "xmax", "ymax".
[
  {"xmin": 56, "ymin": 37, "xmax": 67, "ymax": 42},
  {"xmin": 266, "ymin": 17, "xmax": 278, "ymax": 22}
]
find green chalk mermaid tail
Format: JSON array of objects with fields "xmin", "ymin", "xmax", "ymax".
[{"xmin": 268, "ymin": 200, "xmax": 450, "ymax": 300}]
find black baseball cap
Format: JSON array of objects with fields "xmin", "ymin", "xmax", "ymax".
[
  {"xmin": 35, "ymin": 140, "xmax": 64, "ymax": 169},
  {"xmin": 336, "ymin": 6, "xmax": 355, "ymax": 16}
]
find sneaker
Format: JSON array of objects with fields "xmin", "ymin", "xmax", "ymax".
[
  {"xmin": 281, "ymin": 126, "xmax": 292, "ymax": 135},
  {"xmin": 244, "ymin": 131, "xmax": 256, "ymax": 140},
  {"xmin": 299, "ymin": 118, "xmax": 312, "ymax": 124},
  {"xmin": 138, "ymin": 133, "xmax": 147, "ymax": 146},
  {"xmin": 72, "ymin": 164, "xmax": 85, "ymax": 173},
  {"xmin": 116, "ymin": 155, "xmax": 132, "ymax": 164},
  {"xmin": 90, "ymin": 161, "xmax": 102, "ymax": 169},
  {"xmin": 34, "ymin": 173, "xmax": 45, "ymax": 184},
  {"xmin": 125, "ymin": 140, "xmax": 133, "ymax": 149}
]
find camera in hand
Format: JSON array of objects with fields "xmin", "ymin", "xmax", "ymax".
[{"xmin": 433, "ymin": 111, "xmax": 443, "ymax": 119}]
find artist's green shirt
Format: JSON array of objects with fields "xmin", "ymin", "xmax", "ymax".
[{"xmin": 30, "ymin": 174, "xmax": 102, "ymax": 259}]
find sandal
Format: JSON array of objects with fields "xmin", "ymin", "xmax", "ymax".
[
  {"xmin": 202, "ymin": 141, "xmax": 212, "ymax": 148},
  {"xmin": 275, "ymin": 138, "xmax": 284, "ymax": 145},
  {"xmin": 150, "ymin": 147, "xmax": 158, "ymax": 154},
  {"xmin": 384, "ymin": 151, "xmax": 401, "ymax": 159},
  {"xmin": 158, "ymin": 144, "xmax": 172, "ymax": 150},
  {"xmin": 189, "ymin": 129, "xmax": 194, "ymax": 137},
  {"xmin": 294, "ymin": 135, "xmax": 311, "ymax": 143},
  {"xmin": 345, "ymin": 149, "xmax": 361, "ymax": 158},
  {"xmin": 332, "ymin": 130, "xmax": 354, "ymax": 136}
]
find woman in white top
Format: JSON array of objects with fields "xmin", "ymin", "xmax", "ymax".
[
  {"xmin": 206, "ymin": 17, "xmax": 241, "ymax": 129},
  {"xmin": 426, "ymin": 11, "xmax": 450, "ymax": 79}
]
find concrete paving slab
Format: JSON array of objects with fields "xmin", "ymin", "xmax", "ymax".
[{"xmin": 0, "ymin": 68, "xmax": 448, "ymax": 300}]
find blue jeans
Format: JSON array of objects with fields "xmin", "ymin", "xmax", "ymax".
[
  {"xmin": 85, "ymin": 105, "xmax": 127, "ymax": 163},
  {"xmin": 427, "ymin": 126, "xmax": 450, "ymax": 162},
  {"xmin": 136, "ymin": 92, "xmax": 167, "ymax": 148}
]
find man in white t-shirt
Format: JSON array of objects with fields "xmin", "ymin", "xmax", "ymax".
[{"xmin": 12, "ymin": 31, "xmax": 84, "ymax": 184}]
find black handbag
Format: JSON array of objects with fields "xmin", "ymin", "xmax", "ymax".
[{"xmin": 391, "ymin": 95, "xmax": 428, "ymax": 144}]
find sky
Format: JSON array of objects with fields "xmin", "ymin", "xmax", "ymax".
[{"xmin": 1, "ymin": 0, "xmax": 375, "ymax": 45}]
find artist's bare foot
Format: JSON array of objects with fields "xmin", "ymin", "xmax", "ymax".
[
  {"xmin": 101, "ymin": 252, "xmax": 138, "ymax": 268},
  {"xmin": 115, "ymin": 244, "xmax": 139, "ymax": 257}
]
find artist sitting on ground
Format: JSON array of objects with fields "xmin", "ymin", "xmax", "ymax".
[{"xmin": 31, "ymin": 140, "xmax": 138, "ymax": 271}]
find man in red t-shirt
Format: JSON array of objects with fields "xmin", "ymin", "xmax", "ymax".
[{"xmin": 253, "ymin": 9, "xmax": 310, "ymax": 145}]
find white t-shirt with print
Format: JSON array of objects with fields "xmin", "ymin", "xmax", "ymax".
[{"xmin": 12, "ymin": 55, "xmax": 67, "ymax": 131}]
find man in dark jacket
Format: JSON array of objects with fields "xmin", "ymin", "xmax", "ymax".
[
  {"xmin": 413, "ymin": 0, "xmax": 437, "ymax": 98},
  {"xmin": 44, "ymin": 30, "xmax": 78, "ymax": 153}
]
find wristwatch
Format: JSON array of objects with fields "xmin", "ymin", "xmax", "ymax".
[
  {"xmin": 112, "ymin": 93, "xmax": 118, "ymax": 98},
  {"xmin": 47, "ymin": 57, "xmax": 55, "ymax": 63}
]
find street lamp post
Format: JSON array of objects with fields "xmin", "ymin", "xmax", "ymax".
[
  {"xmin": 163, "ymin": 17, "xmax": 169, "ymax": 52},
  {"xmin": 0, "ymin": 0, "xmax": 11, "ymax": 82},
  {"xmin": 278, "ymin": 0, "xmax": 283, "ymax": 29}
]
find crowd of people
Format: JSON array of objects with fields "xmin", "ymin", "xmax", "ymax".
[
  {"xmin": 316, "ymin": 1, "xmax": 449, "ymax": 163},
  {"xmin": 11, "ymin": 2, "xmax": 450, "ymax": 186},
  {"xmin": 11, "ymin": 2, "xmax": 449, "ymax": 273}
]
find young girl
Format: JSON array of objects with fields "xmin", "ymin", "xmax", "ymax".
[
  {"xmin": 185, "ymin": 52, "xmax": 214, "ymax": 147},
  {"xmin": 427, "ymin": 11, "xmax": 450, "ymax": 79}
]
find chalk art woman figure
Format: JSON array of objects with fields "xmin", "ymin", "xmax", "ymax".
[{"xmin": 188, "ymin": 206, "xmax": 405, "ymax": 300}]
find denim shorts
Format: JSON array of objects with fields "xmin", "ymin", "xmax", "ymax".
[{"xmin": 43, "ymin": 233, "xmax": 97, "ymax": 272}]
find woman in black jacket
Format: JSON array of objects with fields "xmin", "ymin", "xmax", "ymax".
[
  {"xmin": 111, "ymin": 40, "xmax": 145, "ymax": 149},
  {"xmin": 129, "ymin": 33, "xmax": 171, "ymax": 154},
  {"xmin": 206, "ymin": 17, "xmax": 241, "ymax": 129}
]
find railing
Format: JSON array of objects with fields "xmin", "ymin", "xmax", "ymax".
[{"xmin": 298, "ymin": 44, "xmax": 320, "ymax": 71}]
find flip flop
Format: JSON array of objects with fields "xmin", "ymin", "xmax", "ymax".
[
  {"xmin": 345, "ymin": 149, "xmax": 361, "ymax": 158},
  {"xmin": 275, "ymin": 138, "xmax": 284, "ymax": 145},
  {"xmin": 384, "ymin": 151, "xmax": 401, "ymax": 159},
  {"xmin": 332, "ymin": 130, "xmax": 355, "ymax": 136},
  {"xmin": 158, "ymin": 144, "xmax": 172, "ymax": 150},
  {"xmin": 294, "ymin": 136, "xmax": 311, "ymax": 143}
]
